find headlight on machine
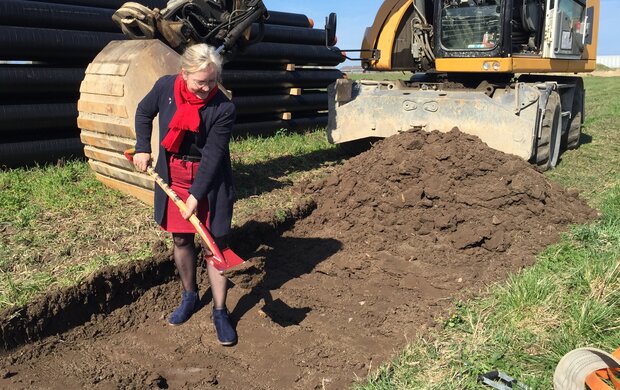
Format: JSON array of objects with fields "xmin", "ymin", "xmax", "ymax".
[{"xmin": 482, "ymin": 61, "xmax": 501, "ymax": 71}]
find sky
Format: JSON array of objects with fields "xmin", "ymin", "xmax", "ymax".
[{"xmin": 264, "ymin": 0, "xmax": 620, "ymax": 66}]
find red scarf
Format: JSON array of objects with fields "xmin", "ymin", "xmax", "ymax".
[{"xmin": 161, "ymin": 74, "xmax": 218, "ymax": 153}]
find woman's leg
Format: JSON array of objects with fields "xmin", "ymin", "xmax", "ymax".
[
  {"xmin": 172, "ymin": 233, "xmax": 197, "ymax": 292},
  {"xmin": 207, "ymin": 261, "xmax": 236, "ymax": 345},
  {"xmin": 206, "ymin": 261, "xmax": 228, "ymax": 308},
  {"xmin": 168, "ymin": 232, "xmax": 199, "ymax": 325},
  {"xmin": 203, "ymin": 244, "xmax": 236, "ymax": 345}
]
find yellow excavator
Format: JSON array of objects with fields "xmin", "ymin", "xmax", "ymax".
[
  {"xmin": 327, "ymin": 0, "xmax": 599, "ymax": 170},
  {"xmin": 79, "ymin": 0, "xmax": 599, "ymax": 204}
]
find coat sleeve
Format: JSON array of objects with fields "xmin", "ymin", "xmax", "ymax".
[
  {"xmin": 189, "ymin": 101, "xmax": 236, "ymax": 201},
  {"xmin": 134, "ymin": 77, "xmax": 165, "ymax": 153}
]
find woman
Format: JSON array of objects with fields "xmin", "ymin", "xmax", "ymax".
[{"xmin": 132, "ymin": 43, "xmax": 237, "ymax": 346}]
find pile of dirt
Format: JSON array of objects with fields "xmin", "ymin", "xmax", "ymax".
[
  {"xmin": 294, "ymin": 128, "xmax": 597, "ymax": 286},
  {"xmin": 0, "ymin": 129, "xmax": 597, "ymax": 389}
]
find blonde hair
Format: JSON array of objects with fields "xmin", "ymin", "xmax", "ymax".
[{"xmin": 180, "ymin": 44, "xmax": 222, "ymax": 76}]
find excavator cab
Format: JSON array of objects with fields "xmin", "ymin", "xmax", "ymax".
[
  {"xmin": 355, "ymin": 0, "xmax": 596, "ymax": 72},
  {"xmin": 438, "ymin": 0, "xmax": 503, "ymax": 53},
  {"xmin": 436, "ymin": 0, "xmax": 592, "ymax": 59}
]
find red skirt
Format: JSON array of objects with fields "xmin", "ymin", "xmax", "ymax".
[{"xmin": 160, "ymin": 155, "xmax": 210, "ymax": 233}]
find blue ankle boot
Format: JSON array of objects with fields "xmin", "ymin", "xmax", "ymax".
[
  {"xmin": 168, "ymin": 290, "xmax": 198, "ymax": 325},
  {"xmin": 212, "ymin": 307, "xmax": 237, "ymax": 346}
]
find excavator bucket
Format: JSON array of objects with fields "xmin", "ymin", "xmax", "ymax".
[{"xmin": 78, "ymin": 39, "xmax": 180, "ymax": 204}]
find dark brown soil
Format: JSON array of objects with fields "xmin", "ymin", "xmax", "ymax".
[{"xmin": 0, "ymin": 129, "xmax": 597, "ymax": 389}]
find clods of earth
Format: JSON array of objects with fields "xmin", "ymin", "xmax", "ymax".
[{"xmin": 0, "ymin": 129, "xmax": 597, "ymax": 389}]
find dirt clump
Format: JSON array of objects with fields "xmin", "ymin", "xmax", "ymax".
[{"xmin": 0, "ymin": 129, "xmax": 596, "ymax": 389}]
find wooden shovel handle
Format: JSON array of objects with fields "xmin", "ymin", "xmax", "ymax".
[
  {"xmin": 145, "ymin": 167, "xmax": 227, "ymax": 264},
  {"xmin": 123, "ymin": 149, "xmax": 226, "ymax": 266}
]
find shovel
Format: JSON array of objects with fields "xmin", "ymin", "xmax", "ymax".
[{"xmin": 124, "ymin": 148, "xmax": 245, "ymax": 272}]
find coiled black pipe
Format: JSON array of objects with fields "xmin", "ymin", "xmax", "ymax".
[
  {"xmin": 265, "ymin": 10, "xmax": 313, "ymax": 28},
  {"xmin": 250, "ymin": 24, "xmax": 327, "ymax": 46},
  {"xmin": 233, "ymin": 115, "xmax": 328, "ymax": 137},
  {"xmin": 0, "ymin": 0, "xmax": 117, "ymax": 32},
  {"xmin": 0, "ymin": 103, "xmax": 78, "ymax": 131},
  {"xmin": 0, "ymin": 66, "xmax": 85, "ymax": 95},
  {"xmin": 21, "ymin": 0, "xmax": 167, "ymax": 9},
  {"xmin": 222, "ymin": 69, "xmax": 342, "ymax": 89},
  {"xmin": 232, "ymin": 42, "xmax": 344, "ymax": 66},
  {"xmin": 0, "ymin": 137, "xmax": 84, "ymax": 168},
  {"xmin": 21, "ymin": 1, "xmax": 310, "ymax": 28},
  {"xmin": 232, "ymin": 92, "xmax": 327, "ymax": 115},
  {"xmin": 0, "ymin": 26, "xmax": 124, "ymax": 63}
]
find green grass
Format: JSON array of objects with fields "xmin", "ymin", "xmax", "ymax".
[
  {"xmin": 0, "ymin": 129, "xmax": 341, "ymax": 309},
  {"xmin": 0, "ymin": 160, "xmax": 162, "ymax": 308},
  {"xmin": 547, "ymin": 77, "xmax": 620, "ymax": 207},
  {"xmin": 231, "ymin": 127, "xmax": 342, "ymax": 224},
  {"xmin": 356, "ymin": 77, "xmax": 620, "ymax": 389}
]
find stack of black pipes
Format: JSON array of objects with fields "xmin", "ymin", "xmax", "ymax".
[
  {"xmin": 0, "ymin": 0, "xmax": 344, "ymax": 167},
  {"xmin": 223, "ymin": 13, "xmax": 344, "ymax": 136}
]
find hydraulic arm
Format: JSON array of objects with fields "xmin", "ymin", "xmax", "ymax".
[{"xmin": 112, "ymin": 0, "xmax": 268, "ymax": 57}]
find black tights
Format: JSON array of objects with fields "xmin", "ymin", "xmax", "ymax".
[
  {"xmin": 171, "ymin": 233, "xmax": 228, "ymax": 308},
  {"xmin": 172, "ymin": 233, "xmax": 197, "ymax": 292}
]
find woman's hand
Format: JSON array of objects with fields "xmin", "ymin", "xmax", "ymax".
[
  {"xmin": 133, "ymin": 152, "xmax": 151, "ymax": 172},
  {"xmin": 182, "ymin": 194, "xmax": 198, "ymax": 220}
]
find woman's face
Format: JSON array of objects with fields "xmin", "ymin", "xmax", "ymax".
[{"xmin": 182, "ymin": 65, "xmax": 218, "ymax": 99}]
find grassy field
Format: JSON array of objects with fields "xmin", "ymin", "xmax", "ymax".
[
  {"xmin": 0, "ymin": 76, "xmax": 618, "ymax": 388},
  {"xmin": 0, "ymin": 162, "xmax": 162, "ymax": 307}
]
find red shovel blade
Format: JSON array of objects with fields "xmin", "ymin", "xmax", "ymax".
[{"xmin": 207, "ymin": 248, "xmax": 245, "ymax": 272}]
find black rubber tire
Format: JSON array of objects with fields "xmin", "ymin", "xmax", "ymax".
[
  {"xmin": 534, "ymin": 91, "xmax": 562, "ymax": 171},
  {"xmin": 564, "ymin": 78, "xmax": 585, "ymax": 150}
]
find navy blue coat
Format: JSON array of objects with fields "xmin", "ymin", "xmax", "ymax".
[{"xmin": 134, "ymin": 74, "xmax": 235, "ymax": 238}]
